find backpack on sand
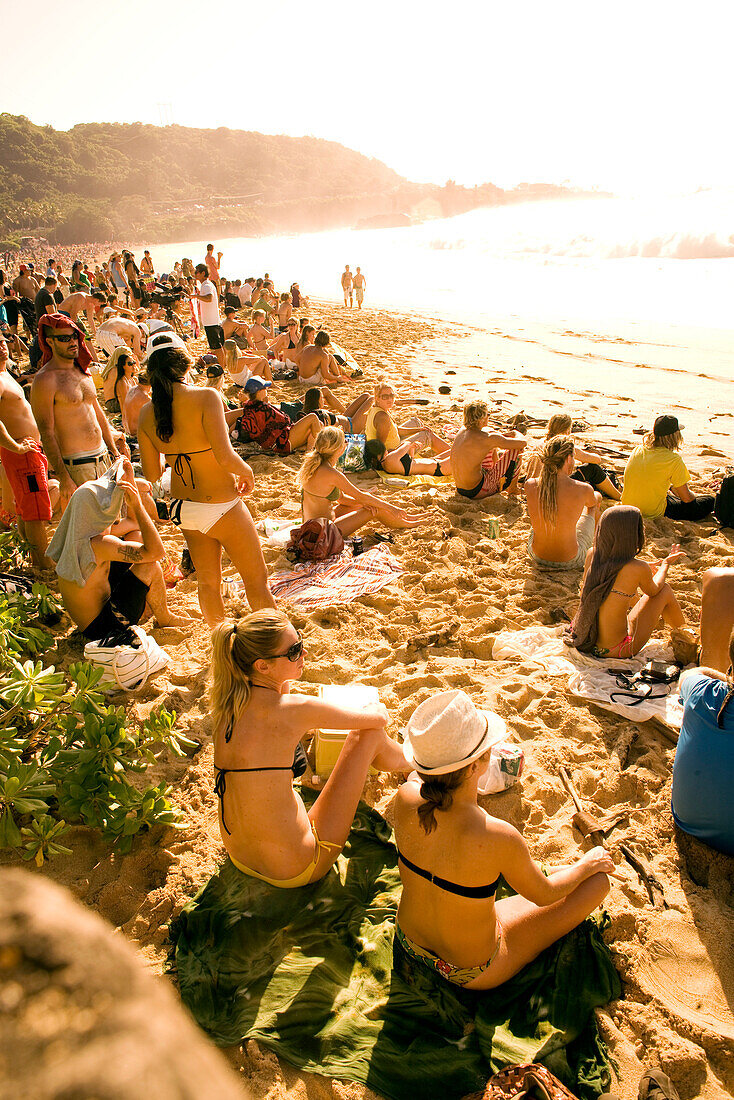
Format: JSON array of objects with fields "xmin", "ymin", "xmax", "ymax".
[{"xmin": 84, "ymin": 625, "xmax": 169, "ymax": 691}]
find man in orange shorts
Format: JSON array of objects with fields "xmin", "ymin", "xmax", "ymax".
[{"xmin": 0, "ymin": 334, "xmax": 58, "ymax": 568}]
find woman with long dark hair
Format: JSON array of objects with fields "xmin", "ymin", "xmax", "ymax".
[
  {"xmin": 123, "ymin": 251, "xmax": 143, "ymax": 310},
  {"xmin": 137, "ymin": 334, "xmax": 274, "ymax": 624},
  {"xmin": 104, "ymin": 349, "xmax": 137, "ymax": 415},
  {"xmin": 570, "ymin": 505, "xmax": 686, "ymax": 658}
]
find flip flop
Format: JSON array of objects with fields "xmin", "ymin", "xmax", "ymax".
[{"xmin": 638, "ymin": 1069, "xmax": 681, "ymax": 1100}]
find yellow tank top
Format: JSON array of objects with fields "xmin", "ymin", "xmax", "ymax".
[{"xmin": 366, "ymin": 408, "xmax": 400, "ymax": 450}]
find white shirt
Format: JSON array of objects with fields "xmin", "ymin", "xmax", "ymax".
[
  {"xmin": 198, "ymin": 279, "xmax": 221, "ymax": 327},
  {"xmin": 239, "ymin": 283, "xmax": 252, "ymax": 306}
]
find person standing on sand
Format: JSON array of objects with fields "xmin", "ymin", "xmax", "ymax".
[
  {"xmin": 205, "ymin": 244, "xmax": 223, "ymax": 295},
  {"xmin": 353, "ymin": 267, "xmax": 366, "ymax": 309},
  {"xmin": 525, "ymin": 435, "xmax": 602, "ymax": 570},
  {"xmin": 31, "ymin": 315, "xmax": 126, "ymax": 511},
  {"xmin": 341, "ymin": 265, "xmax": 353, "ymax": 307},
  {"xmin": 140, "ymin": 250, "xmax": 155, "ymax": 276},
  {"xmin": 0, "ymin": 334, "xmax": 59, "ymax": 568},
  {"xmin": 451, "ymin": 400, "xmax": 527, "ymax": 500},
  {"xmin": 137, "ymin": 338, "xmax": 275, "ymax": 626},
  {"xmin": 191, "ymin": 264, "xmax": 226, "ymax": 369}
]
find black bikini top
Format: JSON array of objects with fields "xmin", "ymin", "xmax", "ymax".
[
  {"xmin": 214, "ymin": 742, "xmax": 308, "ymax": 835},
  {"xmin": 397, "ymin": 849, "xmax": 501, "ymax": 899},
  {"xmin": 165, "ymin": 447, "xmax": 212, "ymax": 490}
]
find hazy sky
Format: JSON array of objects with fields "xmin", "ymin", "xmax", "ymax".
[{"xmin": 2, "ymin": 0, "xmax": 731, "ymax": 194}]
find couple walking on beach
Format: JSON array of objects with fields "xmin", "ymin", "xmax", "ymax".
[{"xmin": 341, "ymin": 265, "xmax": 366, "ymax": 308}]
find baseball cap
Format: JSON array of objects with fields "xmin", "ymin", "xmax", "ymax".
[
  {"xmin": 102, "ymin": 306, "xmax": 116, "ymax": 317},
  {"xmin": 206, "ymin": 363, "xmax": 224, "ymax": 378},
  {"xmin": 244, "ymin": 376, "xmax": 272, "ymax": 394},
  {"xmin": 19, "ymin": 264, "xmax": 28, "ymax": 274},
  {"xmin": 144, "ymin": 331, "xmax": 189, "ymax": 360},
  {"xmin": 653, "ymin": 414, "xmax": 684, "ymax": 438}
]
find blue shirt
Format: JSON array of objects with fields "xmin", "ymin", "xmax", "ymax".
[{"xmin": 672, "ymin": 672, "xmax": 734, "ymax": 855}]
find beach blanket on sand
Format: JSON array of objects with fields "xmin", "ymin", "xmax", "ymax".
[
  {"xmin": 269, "ymin": 544, "xmax": 403, "ymax": 608},
  {"xmin": 377, "ymin": 470, "xmax": 451, "ymax": 487},
  {"xmin": 170, "ymin": 800, "xmax": 620, "ymax": 1100},
  {"xmin": 493, "ymin": 625, "xmax": 683, "ymax": 727}
]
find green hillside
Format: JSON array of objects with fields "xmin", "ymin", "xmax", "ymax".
[{"xmin": 0, "ymin": 114, "xmax": 405, "ymax": 244}]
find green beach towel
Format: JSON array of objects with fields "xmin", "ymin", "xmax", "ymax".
[{"xmin": 171, "ymin": 801, "xmax": 620, "ymax": 1100}]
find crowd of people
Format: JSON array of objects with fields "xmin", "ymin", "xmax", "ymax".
[{"xmin": 0, "ymin": 240, "xmax": 731, "ymax": 1033}]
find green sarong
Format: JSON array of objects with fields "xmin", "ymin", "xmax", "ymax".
[{"xmin": 171, "ymin": 801, "xmax": 620, "ymax": 1100}]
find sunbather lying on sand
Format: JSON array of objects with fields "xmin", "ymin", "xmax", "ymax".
[
  {"xmin": 210, "ymin": 609, "xmax": 409, "ymax": 887},
  {"xmin": 393, "ymin": 690, "xmax": 613, "ymax": 989},
  {"xmin": 364, "ymin": 437, "xmax": 451, "ymax": 477},
  {"xmin": 524, "ymin": 414, "xmax": 621, "ymax": 500},
  {"xmin": 302, "ymin": 386, "xmax": 374, "ymax": 435},
  {"xmin": 297, "ymin": 426, "xmax": 432, "ymax": 534},
  {"xmin": 451, "ymin": 400, "xmax": 526, "ymax": 499},
  {"xmin": 525, "ymin": 435, "xmax": 601, "ymax": 569},
  {"xmin": 569, "ymin": 505, "xmax": 686, "ymax": 658}
]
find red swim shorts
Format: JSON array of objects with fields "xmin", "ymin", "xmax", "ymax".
[{"xmin": 0, "ymin": 444, "xmax": 53, "ymax": 522}]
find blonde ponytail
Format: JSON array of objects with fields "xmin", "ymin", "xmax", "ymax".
[
  {"xmin": 545, "ymin": 414, "xmax": 572, "ymax": 440},
  {"xmin": 538, "ymin": 435, "xmax": 575, "ymax": 524},
  {"xmin": 209, "ymin": 611, "xmax": 292, "ymax": 738},
  {"xmin": 295, "ymin": 426, "xmax": 344, "ymax": 491}
]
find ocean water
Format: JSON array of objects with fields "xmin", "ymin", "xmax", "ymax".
[{"xmin": 153, "ymin": 190, "xmax": 734, "ymax": 440}]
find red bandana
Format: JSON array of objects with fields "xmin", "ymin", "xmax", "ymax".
[{"xmin": 37, "ymin": 313, "xmax": 93, "ymax": 372}]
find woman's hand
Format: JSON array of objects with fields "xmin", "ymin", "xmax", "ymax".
[
  {"xmin": 580, "ymin": 846, "xmax": 616, "ymax": 876},
  {"xmin": 665, "ymin": 543, "xmax": 686, "ymax": 566},
  {"xmin": 236, "ymin": 464, "xmax": 255, "ymax": 495}
]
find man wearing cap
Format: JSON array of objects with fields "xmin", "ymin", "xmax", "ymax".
[
  {"xmin": 12, "ymin": 265, "xmax": 39, "ymax": 302},
  {"xmin": 31, "ymin": 315, "xmax": 126, "ymax": 510},
  {"xmin": 192, "ymin": 264, "xmax": 225, "ymax": 369},
  {"xmin": 621, "ymin": 415, "xmax": 715, "ymax": 521},
  {"xmin": 0, "ymin": 333, "xmax": 59, "ymax": 568}
]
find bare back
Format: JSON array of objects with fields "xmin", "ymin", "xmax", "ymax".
[
  {"xmin": 394, "ymin": 779, "xmax": 502, "ymax": 967},
  {"xmin": 298, "ymin": 345, "xmax": 328, "ymax": 380},
  {"xmin": 451, "ymin": 427, "xmax": 495, "ymax": 489},
  {"xmin": 137, "ymin": 385, "xmax": 239, "ymax": 503},
  {"xmin": 525, "ymin": 474, "xmax": 594, "ymax": 560}
]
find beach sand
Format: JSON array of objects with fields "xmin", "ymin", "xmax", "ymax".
[{"xmin": 4, "ymin": 300, "xmax": 734, "ymax": 1099}]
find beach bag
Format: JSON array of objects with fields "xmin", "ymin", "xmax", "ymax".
[
  {"xmin": 337, "ymin": 433, "xmax": 366, "ymax": 472},
  {"xmin": 84, "ymin": 625, "xmax": 169, "ymax": 691},
  {"xmin": 714, "ymin": 467, "xmax": 734, "ymax": 528},
  {"xmin": 233, "ymin": 401, "xmax": 291, "ymax": 453},
  {"xmin": 286, "ymin": 519, "xmax": 344, "ymax": 562},
  {"xmin": 464, "ymin": 1062, "xmax": 580, "ymax": 1100}
]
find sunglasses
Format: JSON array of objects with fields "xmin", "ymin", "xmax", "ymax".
[
  {"xmin": 273, "ymin": 632, "xmax": 304, "ymax": 662},
  {"xmin": 47, "ymin": 333, "xmax": 78, "ymax": 343}
]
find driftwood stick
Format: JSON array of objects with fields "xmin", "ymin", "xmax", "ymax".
[
  {"xmin": 558, "ymin": 766, "xmax": 584, "ymax": 815},
  {"xmin": 620, "ymin": 843, "xmax": 668, "ymax": 909}
]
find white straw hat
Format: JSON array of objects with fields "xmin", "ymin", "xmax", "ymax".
[{"xmin": 403, "ymin": 690, "xmax": 506, "ymax": 776}]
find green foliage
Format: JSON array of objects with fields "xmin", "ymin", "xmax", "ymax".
[
  {"xmin": 0, "ymin": 238, "xmax": 21, "ymax": 253},
  {"xmin": 0, "ymin": 528, "xmax": 191, "ymax": 864}
]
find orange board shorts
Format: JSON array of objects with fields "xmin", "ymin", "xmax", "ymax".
[{"xmin": 0, "ymin": 443, "xmax": 53, "ymax": 521}]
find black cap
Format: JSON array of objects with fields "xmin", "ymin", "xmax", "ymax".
[
  {"xmin": 206, "ymin": 363, "xmax": 224, "ymax": 378},
  {"xmin": 653, "ymin": 414, "xmax": 684, "ymax": 437}
]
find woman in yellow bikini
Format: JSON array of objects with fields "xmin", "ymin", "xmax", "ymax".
[
  {"xmin": 394, "ymin": 690, "xmax": 613, "ymax": 989},
  {"xmin": 210, "ymin": 609, "xmax": 409, "ymax": 887}
]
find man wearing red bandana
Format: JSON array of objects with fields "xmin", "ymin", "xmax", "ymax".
[{"xmin": 30, "ymin": 314, "xmax": 125, "ymax": 511}]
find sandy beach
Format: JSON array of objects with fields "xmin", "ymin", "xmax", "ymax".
[{"xmin": 4, "ymin": 298, "xmax": 733, "ymax": 1100}]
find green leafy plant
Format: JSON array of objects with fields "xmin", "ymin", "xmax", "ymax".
[{"xmin": 0, "ymin": 527, "xmax": 192, "ymax": 863}]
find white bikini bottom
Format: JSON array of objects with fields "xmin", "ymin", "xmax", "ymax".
[{"xmin": 170, "ymin": 497, "xmax": 240, "ymax": 535}]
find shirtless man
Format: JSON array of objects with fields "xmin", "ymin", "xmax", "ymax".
[
  {"xmin": 96, "ymin": 314, "xmax": 147, "ymax": 359},
  {"xmin": 298, "ymin": 331, "xmax": 352, "ymax": 386},
  {"xmin": 353, "ymin": 267, "xmax": 366, "ymax": 309},
  {"xmin": 50, "ymin": 459, "xmax": 185, "ymax": 640},
  {"xmin": 12, "ymin": 265, "xmax": 39, "ymax": 302},
  {"xmin": 451, "ymin": 401, "xmax": 527, "ymax": 501},
  {"xmin": 222, "ymin": 307, "xmax": 250, "ymax": 350},
  {"xmin": 205, "ymin": 244, "xmax": 223, "ymax": 293},
  {"xmin": 524, "ymin": 435, "xmax": 601, "ymax": 569},
  {"xmin": 341, "ymin": 265, "xmax": 353, "ymax": 307},
  {"xmin": 30, "ymin": 316, "xmax": 125, "ymax": 511},
  {"xmin": 122, "ymin": 372, "xmax": 151, "ymax": 438},
  {"xmin": 247, "ymin": 310, "xmax": 275, "ymax": 354},
  {"xmin": 57, "ymin": 290, "xmax": 107, "ymax": 341},
  {"xmin": 0, "ymin": 334, "xmax": 59, "ymax": 567},
  {"xmin": 140, "ymin": 250, "xmax": 155, "ymax": 275}
]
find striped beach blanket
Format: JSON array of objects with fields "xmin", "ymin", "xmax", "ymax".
[{"xmin": 269, "ymin": 544, "xmax": 403, "ymax": 608}]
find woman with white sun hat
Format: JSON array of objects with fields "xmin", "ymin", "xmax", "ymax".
[{"xmin": 393, "ymin": 689, "xmax": 613, "ymax": 989}]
